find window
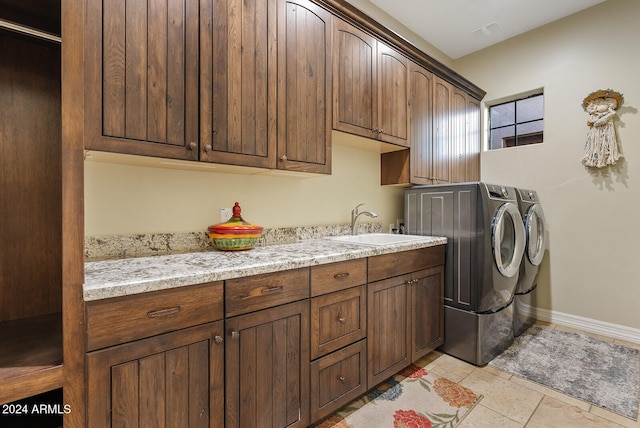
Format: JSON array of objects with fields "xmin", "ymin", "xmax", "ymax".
[{"xmin": 489, "ymin": 94, "xmax": 543, "ymax": 150}]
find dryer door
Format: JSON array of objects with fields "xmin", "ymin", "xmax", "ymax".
[
  {"xmin": 525, "ymin": 204, "xmax": 546, "ymax": 266},
  {"xmin": 492, "ymin": 202, "xmax": 526, "ymax": 277}
]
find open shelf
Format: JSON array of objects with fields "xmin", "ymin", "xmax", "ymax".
[{"xmin": 0, "ymin": 313, "xmax": 63, "ymax": 404}]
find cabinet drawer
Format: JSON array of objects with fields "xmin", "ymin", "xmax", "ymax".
[
  {"xmin": 311, "ymin": 259, "xmax": 367, "ymax": 297},
  {"xmin": 310, "ymin": 339, "xmax": 367, "ymax": 423},
  {"xmin": 87, "ymin": 281, "xmax": 223, "ymax": 351},
  {"xmin": 225, "ymin": 268, "xmax": 310, "ymax": 317},
  {"xmin": 311, "ymin": 285, "xmax": 366, "ymax": 359},
  {"xmin": 368, "ymin": 245, "xmax": 445, "ymax": 282}
]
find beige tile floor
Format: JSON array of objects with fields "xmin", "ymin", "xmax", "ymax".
[{"xmin": 423, "ymin": 322, "xmax": 640, "ymax": 428}]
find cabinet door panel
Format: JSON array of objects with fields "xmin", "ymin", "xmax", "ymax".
[
  {"xmin": 201, "ymin": 0, "xmax": 277, "ymax": 167},
  {"xmin": 111, "ymin": 361, "xmax": 139, "ymax": 426},
  {"xmin": 333, "ymin": 19, "xmax": 377, "ymax": 138},
  {"xmin": 467, "ymin": 98, "xmax": 481, "ymax": 181},
  {"xmin": 87, "ymin": 322, "xmax": 223, "ymax": 428},
  {"xmin": 411, "ymin": 266, "xmax": 445, "ymax": 361},
  {"xmin": 311, "ymin": 285, "xmax": 366, "ymax": 359},
  {"xmin": 367, "ymin": 275, "xmax": 410, "ymax": 388},
  {"xmin": 433, "ymin": 77, "xmax": 451, "ymax": 183},
  {"xmin": 87, "ymin": 0, "xmax": 199, "ymax": 159},
  {"xmin": 277, "ymin": 0, "xmax": 332, "ymax": 173},
  {"xmin": 310, "ymin": 339, "xmax": 367, "ymax": 422},
  {"xmin": 226, "ymin": 301, "xmax": 309, "ymax": 428},
  {"xmin": 450, "ymin": 90, "xmax": 468, "ymax": 183},
  {"xmin": 409, "ymin": 62, "xmax": 434, "ymax": 184},
  {"xmin": 377, "ymin": 43, "xmax": 409, "ymax": 146}
]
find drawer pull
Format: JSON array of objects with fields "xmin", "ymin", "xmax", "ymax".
[
  {"xmin": 333, "ymin": 272, "xmax": 350, "ymax": 280},
  {"xmin": 339, "ymin": 376, "xmax": 346, "ymax": 383},
  {"xmin": 338, "ymin": 316, "xmax": 347, "ymax": 323},
  {"xmin": 333, "ymin": 272, "xmax": 349, "ymax": 279},
  {"xmin": 261, "ymin": 285, "xmax": 284, "ymax": 294},
  {"xmin": 146, "ymin": 306, "xmax": 181, "ymax": 318}
]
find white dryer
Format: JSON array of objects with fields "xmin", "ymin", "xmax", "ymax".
[{"xmin": 514, "ymin": 188, "xmax": 547, "ymax": 336}]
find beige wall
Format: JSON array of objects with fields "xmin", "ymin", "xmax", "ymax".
[
  {"xmin": 85, "ymin": 134, "xmax": 405, "ymax": 236},
  {"xmin": 454, "ymin": 0, "xmax": 640, "ymax": 330}
]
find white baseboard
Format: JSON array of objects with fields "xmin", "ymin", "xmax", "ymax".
[{"xmin": 535, "ymin": 308, "xmax": 640, "ymax": 345}]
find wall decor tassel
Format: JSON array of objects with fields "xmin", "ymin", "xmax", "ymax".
[{"xmin": 581, "ymin": 89, "xmax": 624, "ymax": 168}]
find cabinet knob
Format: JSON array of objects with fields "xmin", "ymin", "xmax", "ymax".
[
  {"xmin": 231, "ymin": 331, "xmax": 240, "ymax": 340},
  {"xmin": 280, "ymin": 155, "xmax": 288, "ymax": 161},
  {"xmin": 214, "ymin": 335, "xmax": 224, "ymax": 344},
  {"xmin": 188, "ymin": 141, "xmax": 196, "ymax": 150},
  {"xmin": 338, "ymin": 315, "xmax": 346, "ymax": 323},
  {"xmin": 338, "ymin": 376, "xmax": 346, "ymax": 383},
  {"xmin": 205, "ymin": 144, "xmax": 212, "ymax": 152}
]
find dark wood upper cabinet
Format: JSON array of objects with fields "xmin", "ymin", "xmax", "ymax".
[
  {"xmin": 432, "ymin": 76, "xmax": 452, "ymax": 183},
  {"xmin": 408, "ymin": 61, "xmax": 435, "ymax": 185},
  {"xmin": 333, "ymin": 19, "xmax": 409, "ymax": 147},
  {"xmin": 377, "ymin": 43, "xmax": 409, "ymax": 146},
  {"xmin": 85, "ymin": 0, "xmax": 199, "ymax": 159},
  {"xmin": 200, "ymin": 0, "xmax": 278, "ymax": 168},
  {"xmin": 333, "ymin": 19, "xmax": 377, "ymax": 139},
  {"xmin": 451, "ymin": 88, "xmax": 481, "ymax": 183},
  {"xmin": 277, "ymin": 0, "xmax": 333, "ymax": 174}
]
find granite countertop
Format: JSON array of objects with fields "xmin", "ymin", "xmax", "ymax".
[{"xmin": 84, "ymin": 236, "xmax": 446, "ymax": 301}]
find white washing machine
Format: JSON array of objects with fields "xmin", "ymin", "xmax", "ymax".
[
  {"xmin": 405, "ymin": 182, "xmax": 526, "ymax": 365},
  {"xmin": 514, "ymin": 188, "xmax": 547, "ymax": 336}
]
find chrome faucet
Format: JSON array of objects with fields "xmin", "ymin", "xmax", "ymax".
[{"xmin": 351, "ymin": 203, "xmax": 378, "ymax": 235}]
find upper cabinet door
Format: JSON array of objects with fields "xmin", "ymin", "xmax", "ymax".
[
  {"xmin": 333, "ymin": 20, "xmax": 409, "ymax": 147},
  {"xmin": 466, "ymin": 97, "xmax": 481, "ymax": 182},
  {"xmin": 409, "ymin": 62, "xmax": 434, "ymax": 185},
  {"xmin": 451, "ymin": 88, "xmax": 481, "ymax": 183},
  {"xmin": 85, "ymin": 0, "xmax": 199, "ymax": 160},
  {"xmin": 450, "ymin": 89, "xmax": 468, "ymax": 184},
  {"xmin": 333, "ymin": 19, "xmax": 377, "ymax": 139},
  {"xmin": 377, "ymin": 43, "xmax": 409, "ymax": 147},
  {"xmin": 433, "ymin": 77, "xmax": 452, "ymax": 184},
  {"xmin": 200, "ymin": 0, "xmax": 278, "ymax": 168},
  {"xmin": 277, "ymin": 0, "xmax": 333, "ymax": 174}
]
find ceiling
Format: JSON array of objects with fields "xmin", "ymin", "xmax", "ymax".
[{"xmin": 356, "ymin": 0, "xmax": 606, "ymax": 59}]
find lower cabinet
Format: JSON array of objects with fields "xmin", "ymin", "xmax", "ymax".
[
  {"xmin": 367, "ymin": 274, "xmax": 411, "ymax": 387},
  {"xmin": 310, "ymin": 339, "xmax": 367, "ymax": 421},
  {"xmin": 367, "ymin": 247, "xmax": 445, "ymax": 389},
  {"xmin": 309, "ymin": 260, "xmax": 368, "ymax": 421},
  {"xmin": 225, "ymin": 300, "xmax": 310, "ymax": 428},
  {"xmin": 410, "ymin": 266, "xmax": 445, "ymax": 361},
  {"xmin": 85, "ymin": 246, "xmax": 445, "ymax": 427},
  {"xmin": 87, "ymin": 322, "xmax": 225, "ymax": 428}
]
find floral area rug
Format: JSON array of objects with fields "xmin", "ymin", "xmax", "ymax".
[
  {"xmin": 313, "ymin": 355, "xmax": 482, "ymax": 428},
  {"xmin": 489, "ymin": 325, "xmax": 640, "ymax": 420}
]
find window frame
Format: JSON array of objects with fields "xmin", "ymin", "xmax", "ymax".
[{"xmin": 488, "ymin": 92, "xmax": 544, "ymax": 150}]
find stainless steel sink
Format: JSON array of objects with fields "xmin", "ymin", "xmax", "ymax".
[{"xmin": 324, "ymin": 233, "xmax": 428, "ymax": 246}]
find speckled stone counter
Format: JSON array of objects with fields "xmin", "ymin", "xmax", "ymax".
[{"xmin": 84, "ymin": 236, "xmax": 446, "ymax": 301}]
